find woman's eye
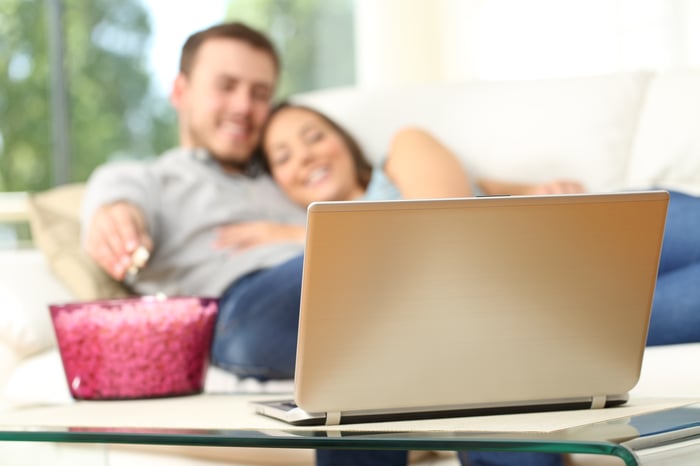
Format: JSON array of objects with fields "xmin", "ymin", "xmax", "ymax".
[
  {"xmin": 271, "ymin": 151, "xmax": 289, "ymax": 166},
  {"xmin": 305, "ymin": 130, "xmax": 324, "ymax": 143}
]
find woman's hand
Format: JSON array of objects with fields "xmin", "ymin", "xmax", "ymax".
[
  {"xmin": 479, "ymin": 178, "xmax": 587, "ymax": 196},
  {"xmin": 523, "ymin": 179, "xmax": 587, "ymax": 195},
  {"xmin": 215, "ymin": 222, "xmax": 305, "ymax": 251}
]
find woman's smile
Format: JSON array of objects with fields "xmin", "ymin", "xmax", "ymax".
[{"xmin": 304, "ymin": 166, "xmax": 331, "ymax": 187}]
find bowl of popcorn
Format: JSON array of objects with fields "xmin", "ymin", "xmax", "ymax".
[{"xmin": 49, "ymin": 296, "xmax": 218, "ymax": 400}]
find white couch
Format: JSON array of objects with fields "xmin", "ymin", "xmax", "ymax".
[{"xmin": 2, "ymin": 69, "xmax": 700, "ymax": 465}]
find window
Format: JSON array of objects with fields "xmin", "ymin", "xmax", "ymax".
[
  {"xmin": 0, "ymin": 0, "xmax": 355, "ymax": 247},
  {"xmin": 0, "ymin": 0, "xmax": 355, "ymax": 193}
]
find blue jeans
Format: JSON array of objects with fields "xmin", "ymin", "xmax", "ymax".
[
  {"xmin": 211, "ymin": 255, "xmax": 303, "ymax": 379},
  {"xmin": 211, "ymin": 190, "xmax": 700, "ymax": 371},
  {"xmin": 316, "ymin": 450, "xmax": 562, "ymax": 466},
  {"xmin": 647, "ymin": 190, "xmax": 700, "ymax": 345}
]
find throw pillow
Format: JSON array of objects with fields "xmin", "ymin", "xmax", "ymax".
[{"xmin": 26, "ymin": 183, "xmax": 133, "ymax": 301}]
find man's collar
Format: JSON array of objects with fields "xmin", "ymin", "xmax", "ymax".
[{"xmin": 188, "ymin": 147, "xmax": 262, "ymax": 177}]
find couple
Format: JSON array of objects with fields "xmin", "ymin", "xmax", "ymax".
[{"xmin": 82, "ymin": 21, "xmax": 700, "ymax": 466}]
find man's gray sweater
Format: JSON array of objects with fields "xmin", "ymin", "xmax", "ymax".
[{"xmin": 80, "ymin": 148, "xmax": 306, "ymax": 297}]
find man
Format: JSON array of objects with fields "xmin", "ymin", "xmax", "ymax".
[
  {"xmin": 82, "ymin": 22, "xmax": 306, "ymax": 379},
  {"xmin": 82, "ymin": 21, "xmax": 563, "ymax": 466}
]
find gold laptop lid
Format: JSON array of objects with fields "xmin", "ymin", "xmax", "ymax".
[{"xmin": 295, "ymin": 191, "xmax": 669, "ymax": 415}]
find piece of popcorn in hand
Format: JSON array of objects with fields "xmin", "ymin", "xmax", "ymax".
[{"xmin": 124, "ymin": 246, "xmax": 150, "ymax": 284}]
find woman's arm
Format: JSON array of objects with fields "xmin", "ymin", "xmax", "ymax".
[
  {"xmin": 383, "ymin": 127, "xmax": 475, "ymax": 199},
  {"xmin": 365, "ymin": 126, "xmax": 585, "ymax": 200}
]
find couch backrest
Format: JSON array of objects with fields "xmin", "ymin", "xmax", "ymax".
[
  {"xmin": 626, "ymin": 68, "xmax": 700, "ymax": 196},
  {"xmin": 293, "ymin": 71, "xmax": 651, "ymax": 193}
]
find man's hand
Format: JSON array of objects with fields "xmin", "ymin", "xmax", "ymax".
[
  {"xmin": 85, "ymin": 201, "xmax": 153, "ymax": 281},
  {"xmin": 523, "ymin": 179, "xmax": 586, "ymax": 195},
  {"xmin": 215, "ymin": 222, "xmax": 305, "ymax": 251}
]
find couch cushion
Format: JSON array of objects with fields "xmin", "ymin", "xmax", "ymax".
[
  {"xmin": 293, "ymin": 71, "xmax": 650, "ymax": 193},
  {"xmin": 626, "ymin": 69, "xmax": 700, "ymax": 195},
  {"xmin": 2, "ymin": 348, "xmax": 294, "ymax": 409},
  {"xmin": 0, "ymin": 249, "xmax": 73, "ymax": 358},
  {"xmin": 631, "ymin": 342, "xmax": 700, "ymax": 398},
  {"xmin": 2, "ymin": 349, "xmax": 71, "ymax": 407},
  {"xmin": 0, "ymin": 340, "xmax": 21, "ymax": 392},
  {"xmin": 26, "ymin": 183, "xmax": 133, "ymax": 301}
]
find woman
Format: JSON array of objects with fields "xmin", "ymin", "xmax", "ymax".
[
  {"xmin": 231, "ymin": 102, "xmax": 700, "ymax": 348},
  {"xmin": 258, "ymin": 103, "xmax": 585, "ymax": 207}
]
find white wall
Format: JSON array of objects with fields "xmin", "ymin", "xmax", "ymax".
[
  {"xmin": 354, "ymin": 0, "xmax": 700, "ymax": 87},
  {"xmin": 354, "ymin": 0, "xmax": 444, "ymax": 86}
]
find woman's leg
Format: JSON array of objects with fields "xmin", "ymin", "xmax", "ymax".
[
  {"xmin": 648, "ymin": 190, "xmax": 700, "ymax": 345},
  {"xmin": 211, "ymin": 255, "xmax": 304, "ymax": 379}
]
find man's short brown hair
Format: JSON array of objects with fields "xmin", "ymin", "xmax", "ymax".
[{"xmin": 179, "ymin": 22, "xmax": 280, "ymax": 76}]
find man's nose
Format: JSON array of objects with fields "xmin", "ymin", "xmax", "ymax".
[{"xmin": 228, "ymin": 87, "xmax": 253, "ymax": 114}]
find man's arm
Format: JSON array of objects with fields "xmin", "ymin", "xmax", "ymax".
[
  {"xmin": 81, "ymin": 162, "xmax": 157, "ymax": 281},
  {"xmin": 85, "ymin": 201, "xmax": 153, "ymax": 280}
]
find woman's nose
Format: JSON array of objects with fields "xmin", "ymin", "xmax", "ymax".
[{"xmin": 300, "ymin": 147, "xmax": 316, "ymax": 165}]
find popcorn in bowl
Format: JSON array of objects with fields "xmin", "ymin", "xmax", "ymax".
[{"xmin": 49, "ymin": 296, "xmax": 218, "ymax": 400}]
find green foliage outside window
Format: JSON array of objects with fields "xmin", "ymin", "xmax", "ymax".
[
  {"xmin": 226, "ymin": 0, "xmax": 355, "ymax": 99},
  {"xmin": 0, "ymin": 0, "xmax": 354, "ymax": 193},
  {"xmin": 0, "ymin": 0, "xmax": 176, "ymax": 192}
]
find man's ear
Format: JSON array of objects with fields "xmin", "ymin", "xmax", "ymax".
[{"xmin": 170, "ymin": 73, "xmax": 188, "ymax": 110}]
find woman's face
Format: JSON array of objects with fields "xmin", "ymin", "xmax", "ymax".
[{"xmin": 263, "ymin": 107, "xmax": 365, "ymax": 207}]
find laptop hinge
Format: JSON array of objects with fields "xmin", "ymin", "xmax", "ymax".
[
  {"xmin": 325, "ymin": 411, "xmax": 342, "ymax": 425},
  {"xmin": 591, "ymin": 394, "xmax": 607, "ymax": 409}
]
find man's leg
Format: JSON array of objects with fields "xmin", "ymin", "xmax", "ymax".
[
  {"xmin": 317, "ymin": 450, "xmax": 563, "ymax": 466},
  {"xmin": 648, "ymin": 190, "xmax": 700, "ymax": 345},
  {"xmin": 211, "ymin": 255, "xmax": 304, "ymax": 379},
  {"xmin": 316, "ymin": 450, "xmax": 407, "ymax": 466}
]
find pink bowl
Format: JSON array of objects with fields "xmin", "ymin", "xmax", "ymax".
[{"xmin": 49, "ymin": 296, "xmax": 218, "ymax": 400}]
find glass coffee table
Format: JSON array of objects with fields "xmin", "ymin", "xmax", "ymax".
[{"xmin": 1, "ymin": 395, "xmax": 699, "ymax": 466}]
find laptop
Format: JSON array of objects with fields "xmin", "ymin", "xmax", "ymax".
[{"xmin": 253, "ymin": 191, "xmax": 669, "ymax": 426}]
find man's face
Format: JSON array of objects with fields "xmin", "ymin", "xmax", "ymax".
[{"xmin": 172, "ymin": 38, "xmax": 276, "ymax": 171}]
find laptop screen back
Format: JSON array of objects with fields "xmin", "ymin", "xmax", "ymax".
[{"xmin": 294, "ymin": 192, "xmax": 669, "ymax": 415}]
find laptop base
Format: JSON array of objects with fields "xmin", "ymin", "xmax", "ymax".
[{"xmin": 253, "ymin": 394, "xmax": 629, "ymax": 426}]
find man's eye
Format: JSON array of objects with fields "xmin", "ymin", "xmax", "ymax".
[
  {"xmin": 216, "ymin": 83, "xmax": 234, "ymax": 93},
  {"xmin": 252, "ymin": 87, "xmax": 272, "ymax": 102},
  {"xmin": 217, "ymin": 81, "xmax": 234, "ymax": 92}
]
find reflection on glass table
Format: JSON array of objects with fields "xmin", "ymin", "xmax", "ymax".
[{"xmin": 1, "ymin": 398, "xmax": 699, "ymax": 466}]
